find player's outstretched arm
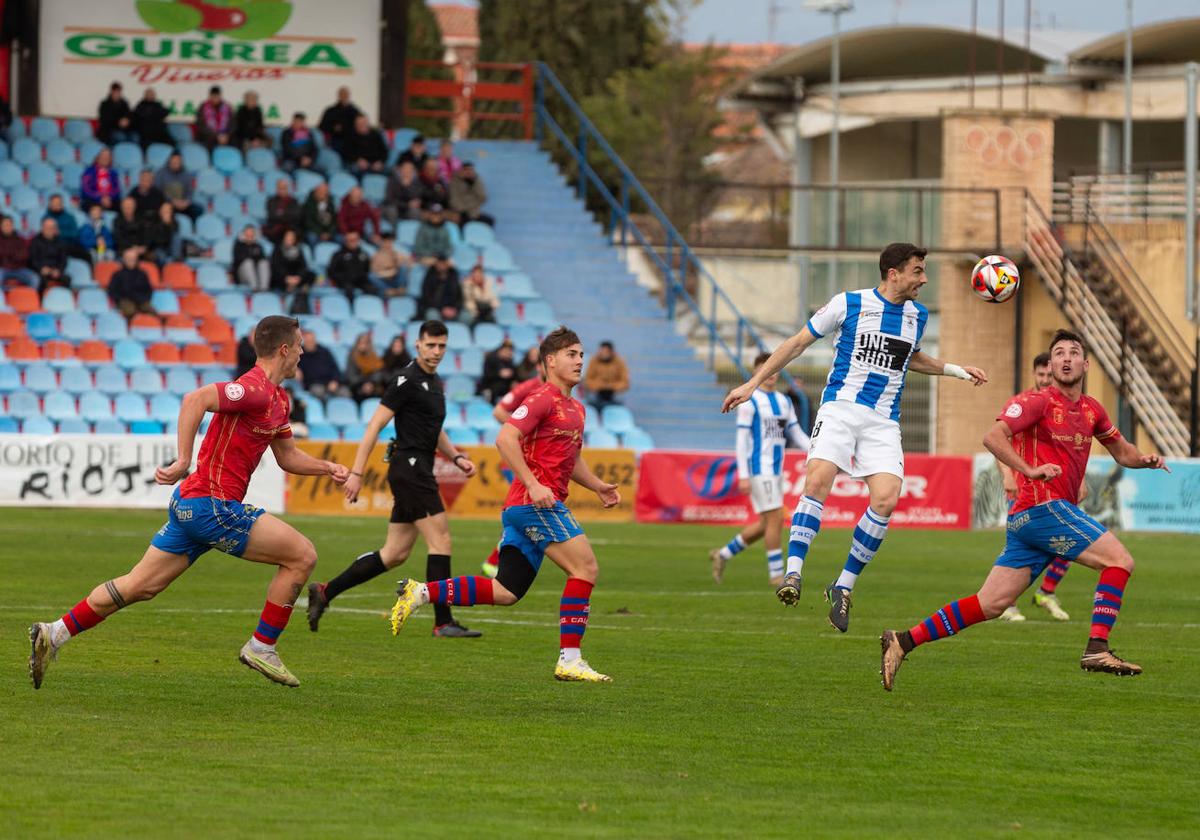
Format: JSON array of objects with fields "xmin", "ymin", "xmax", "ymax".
[
  {"xmin": 436, "ymin": 429, "xmax": 476, "ymax": 477},
  {"xmin": 341, "ymin": 404, "xmax": 395, "ymax": 502},
  {"xmin": 1100, "ymin": 434, "xmax": 1170, "ymax": 472},
  {"xmin": 155, "ymin": 384, "xmax": 220, "ymax": 485},
  {"xmin": 496, "ymin": 424, "xmax": 554, "ymax": 508},
  {"xmin": 908, "ymin": 351, "xmax": 988, "ymax": 386},
  {"xmin": 722, "ymin": 326, "xmax": 819, "ymax": 413},
  {"xmin": 571, "ymin": 455, "xmax": 620, "ymax": 508},
  {"xmin": 983, "ymin": 420, "xmax": 1060, "ymax": 481},
  {"xmin": 271, "ymin": 437, "xmax": 348, "ymax": 482}
]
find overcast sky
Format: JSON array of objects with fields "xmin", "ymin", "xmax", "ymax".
[{"xmin": 681, "ymin": 0, "xmax": 1199, "ymax": 44}]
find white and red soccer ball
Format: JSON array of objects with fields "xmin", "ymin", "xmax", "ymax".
[{"xmin": 970, "ymin": 254, "xmax": 1020, "ymax": 303}]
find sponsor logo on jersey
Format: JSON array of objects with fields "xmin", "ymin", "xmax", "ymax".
[
  {"xmin": 853, "ymin": 333, "xmax": 912, "ymax": 372},
  {"xmin": 224, "ymin": 382, "xmax": 245, "ymax": 401},
  {"xmin": 1049, "ymin": 535, "xmax": 1076, "ymax": 556}
]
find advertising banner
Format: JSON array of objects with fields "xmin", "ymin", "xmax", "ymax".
[
  {"xmin": 0, "ymin": 434, "xmax": 285, "ymax": 511},
  {"xmin": 973, "ymin": 453, "xmax": 1200, "ymax": 533},
  {"xmin": 39, "ymin": 0, "xmax": 381, "ymax": 123},
  {"xmin": 287, "ymin": 441, "xmax": 637, "ymax": 523},
  {"xmin": 635, "ymin": 451, "xmax": 972, "ymax": 529}
]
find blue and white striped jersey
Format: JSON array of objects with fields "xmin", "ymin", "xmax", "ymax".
[
  {"xmin": 736, "ymin": 389, "xmax": 810, "ymax": 478},
  {"xmin": 806, "ymin": 288, "xmax": 929, "ymax": 423}
]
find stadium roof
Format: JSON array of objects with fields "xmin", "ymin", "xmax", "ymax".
[{"xmin": 1070, "ymin": 17, "xmax": 1200, "ymax": 64}]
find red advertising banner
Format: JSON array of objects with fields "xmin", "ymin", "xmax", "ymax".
[{"xmin": 635, "ymin": 451, "xmax": 973, "ymax": 529}]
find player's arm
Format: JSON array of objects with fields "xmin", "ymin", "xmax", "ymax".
[
  {"xmin": 734, "ymin": 402, "xmax": 753, "ymax": 493},
  {"xmin": 907, "ymin": 351, "xmax": 988, "ymax": 386},
  {"xmin": 722, "ymin": 327, "xmax": 819, "ymax": 413},
  {"xmin": 493, "ymin": 403, "xmax": 512, "ymax": 423},
  {"xmin": 155, "ymin": 384, "xmax": 220, "ymax": 485},
  {"xmin": 342, "ymin": 403, "xmax": 395, "ymax": 502},
  {"xmin": 983, "ymin": 420, "xmax": 1061, "ymax": 481},
  {"xmin": 571, "ymin": 455, "xmax": 620, "ymax": 508},
  {"xmin": 1099, "ymin": 430, "xmax": 1170, "ymax": 472},
  {"xmin": 436, "ymin": 429, "xmax": 476, "ymax": 476},
  {"xmin": 495, "ymin": 423, "xmax": 554, "ymax": 508},
  {"xmin": 270, "ymin": 436, "xmax": 348, "ymax": 482}
]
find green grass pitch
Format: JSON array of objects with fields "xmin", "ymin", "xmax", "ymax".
[{"xmin": 1, "ymin": 508, "xmax": 1197, "ymax": 837}]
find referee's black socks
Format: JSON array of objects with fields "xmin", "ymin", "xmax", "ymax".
[
  {"xmin": 427, "ymin": 554, "xmax": 454, "ymax": 626},
  {"xmin": 324, "ymin": 551, "xmax": 387, "ymax": 602}
]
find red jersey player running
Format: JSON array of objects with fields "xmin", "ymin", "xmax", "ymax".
[
  {"xmin": 28, "ymin": 316, "xmax": 349, "ymax": 689},
  {"xmin": 880, "ymin": 330, "xmax": 1168, "ymax": 690},
  {"xmin": 387, "ymin": 327, "xmax": 621, "ymax": 682}
]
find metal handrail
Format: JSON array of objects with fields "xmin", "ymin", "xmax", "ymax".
[{"xmin": 532, "ymin": 62, "xmax": 787, "ymax": 383}]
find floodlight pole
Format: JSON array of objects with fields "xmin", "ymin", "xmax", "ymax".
[{"xmin": 1123, "ymin": 0, "xmax": 1134, "ymax": 176}]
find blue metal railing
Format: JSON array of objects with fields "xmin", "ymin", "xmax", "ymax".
[{"xmin": 532, "ymin": 62, "xmax": 789, "ymax": 384}]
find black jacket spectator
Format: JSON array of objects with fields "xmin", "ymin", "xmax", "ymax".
[
  {"xmin": 281, "ymin": 123, "xmax": 318, "ymax": 171},
  {"xmin": 0, "ymin": 225, "xmax": 29, "ymax": 271},
  {"xmin": 327, "ymin": 242, "xmax": 372, "ymax": 297},
  {"xmin": 298, "ymin": 339, "xmax": 343, "ymax": 392},
  {"xmin": 418, "ymin": 263, "xmax": 462, "ymax": 316},
  {"xmin": 397, "ymin": 137, "xmax": 429, "ymax": 170},
  {"xmin": 479, "ymin": 344, "xmax": 517, "ymax": 404},
  {"xmin": 133, "ymin": 93, "xmax": 171, "ymax": 147},
  {"xmin": 233, "ymin": 237, "xmax": 268, "ymax": 273},
  {"xmin": 145, "ymin": 214, "xmax": 177, "ymax": 260},
  {"xmin": 318, "ymin": 91, "xmax": 361, "ymax": 150},
  {"xmin": 383, "ymin": 164, "xmax": 423, "ymax": 222},
  {"xmin": 108, "ymin": 265, "xmax": 153, "ymax": 309},
  {"xmin": 264, "ymin": 194, "xmax": 302, "ymax": 244},
  {"xmin": 341, "ymin": 123, "xmax": 388, "ymax": 169},
  {"xmin": 132, "ymin": 182, "xmax": 165, "ymax": 222},
  {"xmin": 236, "ymin": 334, "xmax": 256, "ymax": 378},
  {"xmin": 98, "ymin": 88, "xmax": 132, "ymax": 144},
  {"xmin": 0, "ymin": 96, "xmax": 11, "ymax": 136},
  {"xmin": 233, "ymin": 99, "xmax": 266, "ymax": 147},
  {"xmin": 302, "ymin": 188, "xmax": 338, "ymax": 243},
  {"xmin": 418, "ymin": 163, "xmax": 450, "ymax": 210},
  {"xmin": 113, "ymin": 212, "xmax": 146, "ymax": 254},
  {"xmin": 269, "ymin": 240, "xmax": 314, "ymax": 292},
  {"xmin": 29, "ymin": 233, "xmax": 68, "ymax": 276}
]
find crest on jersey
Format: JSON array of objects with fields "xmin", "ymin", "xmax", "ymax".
[
  {"xmin": 512, "ymin": 405, "xmax": 530, "ymax": 420},
  {"xmin": 1005, "ymin": 403, "xmax": 1022, "ymax": 418},
  {"xmin": 1052, "ymin": 407, "xmax": 1065, "ymax": 425},
  {"xmin": 224, "ymin": 383, "xmax": 245, "ymax": 401}
]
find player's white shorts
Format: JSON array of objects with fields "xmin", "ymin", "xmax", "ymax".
[
  {"xmin": 748, "ymin": 475, "xmax": 784, "ymax": 514},
  {"xmin": 808, "ymin": 400, "xmax": 904, "ymax": 479}
]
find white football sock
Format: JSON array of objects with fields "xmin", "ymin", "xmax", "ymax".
[
  {"xmin": 248, "ymin": 637, "xmax": 274, "ymax": 654},
  {"xmin": 48, "ymin": 619, "xmax": 70, "ymax": 648},
  {"xmin": 559, "ymin": 647, "xmax": 582, "ymax": 663}
]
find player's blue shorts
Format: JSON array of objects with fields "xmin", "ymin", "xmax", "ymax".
[
  {"xmin": 500, "ymin": 502, "xmax": 585, "ymax": 571},
  {"xmin": 995, "ymin": 499, "xmax": 1107, "ymax": 580},
  {"xmin": 151, "ymin": 489, "xmax": 266, "ymax": 564}
]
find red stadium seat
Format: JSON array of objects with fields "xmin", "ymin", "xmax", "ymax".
[
  {"xmin": 198, "ymin": 317, "xmax": 233, "ymax": 343},
  {"xmin": 145, "ymin": 342, "xmax": 182, "ymax": 364},
  {"xmin": 6, "ymin": 286, "xmax": 41, "ymax": 314},
  {"xmin": 77, "ymin": 340, "xmax": 114, "ymax": 362},
  {"xmin": 139, "ymin": 261, "xmax": 163, "ymax": 288},
  {"xmin": 130, "ymin": 313, "xmax": 162, "ymax": 331},
  {"xmin": 181, "ymin": 343, "xmax": 216, "ymax": 365},
  {"xmin": 0, "ymin": 311, "xmax": 23, "ymax": 339},
  {"xmin": 163, "ymin": 313, "xmax": 194, "ymax": 330},
  {"xmin": 41, "ymin": 340, "xmax": 76, "ymax": 362},
  {"xmin": 163, "ymin": 263, "xmax": 196, "ymax": 290},
  {"xmin": 213, "ymin": 341, "xmax": 237, "ymax": 365},
  {"xmin": 93, "ymin": 262, "xmax": 120, "ymax": 288},
  {"xmin": 179, "ymin": 293, "xmax": 216, "ymax": 319},
  {"xmin": 5, "ymin": 337, "xmax": 41, "ymax": 360}
]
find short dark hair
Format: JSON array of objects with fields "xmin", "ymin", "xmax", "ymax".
[
  {"xmin": 878, "ymin": 242, "xmax": 928, "ymax": 280},
  {"xmin": 1032, "ymin": 352, "xmax": 1051, "ymax": 369},
  {"xmin": 293, "ymin": 111, "xmax": 305, "ymax": 120},
  {"xmin": 599, "ymin": 340, "xmax": 614, "ymax": 350},
  {"xmin": 209, "ymin": 85, "xmax": 222, "ymax": 95},
  {"xmin": 753, "ymin": 351, "xmax": 772, "ymax": 369},
  {"xmin": 253, "ymin": 316, "xmax": 300, "ymax": 357},
  {"xmin": 540, "ymin": 326, "xmax": 582, "ymax": 360},
  {"xmin": 419, "ymin": 319, "xmax": 448, "ymax": 339},
  {"xmin": 1049, "ymin": 329, "xmax": 1088, "ymax": 357}
]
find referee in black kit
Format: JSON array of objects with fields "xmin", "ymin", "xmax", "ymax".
[{"xmin": 306, "ymin": 320, "xmax": 482, "ymax": 637}]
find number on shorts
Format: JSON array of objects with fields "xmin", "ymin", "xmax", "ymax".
[{"xmin": 810, "ymin": 420, "xmax": 822, "ymax": 441}]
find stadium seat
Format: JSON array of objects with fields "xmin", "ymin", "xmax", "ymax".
[
  {"xmin": 76, "ymin": 288, "xmax": 110, "ymax": 316},
  {"xmin": 112, "ymin": 142, "xmax": 143, "ymax": 172},
  {"xmin": 307, "ymin": 422, "xmax": 339, "ymax": 441},
  {"xmin": 95, "ymin": 311, "xmax": 129, "ymax": 342},
  {"xmin": 180, "ymin": 142, "xmax": 209, "ymax": 172},
  {"xmin": 115, "ymin": 393, "xmax": 149, "ymax": 423},
  {"xmin": 67, "ymin": 259, "xmax": 95, "ymax": 289},
  {"xmin": 22, "ymin": 416, "xmax": 55, "ymax": 435},
  {"xmin": 250, "ymin": 292, "xmax": 283, "ymax": 318},
  {"xmin": 5, "ymin": 338, "xmax": 39, "ymax": 360},
  {"xmin": 523, "ymin": 300, "xmax": 556, "ymax": 328},
  {"xmin": 181, "ymin": 293, "xmax": 218, "ymax": 319},
  {"xmin": 328, "ymin": 172, "xmax": 358, "ymax": 201},
  {"xmin": 0, "ymin": 417, "xmax": 18, "ymax": 433},
  {"xmin": 93, "ymin": 261, "xmax": 120, "ymax": 288},
  {"xmin": 0, "ymin": 362, "xmax": 19, "ymax": 392},
  {"xmin": 0, "ymin": 160, "xmax": 22, "ymax": 188},
  {"xmin": 298, "ymin": 317, "xmax": 335, "ymax": 348},
  {"xmin": 23, "ymin": 363, "xmax": 58, "ymax": 395},
  {"xmin": 93, "ymin": 418, "xmax": 126, "ymax": 434},
  {"xmin": 78, "ymin": 391, "xmax": 114, "ymax": 422},
  {"xmin": 601, "ymin": 405, "xmax": 636, "ymax": 433},
  {"xmin": 245, "ymin": 147, "xmax": 275, "ymax": 175},
  {"xmin": 41, "ymin": 286, "xmax": 75, "ymax": 315},
  {"xmin": 150, "ymin": 289, "xmax": 180, "ymax": 315},
  {"xmin": 386, "ymin": 296, "xmax": 416, "ymax": 322},
  {"xmin": 0, "ymin": 311, "xmax": 22, "ymax": 339},
  {"xmin": 196, "ymin": 264, "xmax": 230, "ymax": 291},
  {"xmin": 325, "ymin": 397, "xmax": 359, "ymax": 426},
  {"xmin": 198, "ymin": 317, "xmax": 233, "ymax": 344},
  {"xmin": 44, "ymin": 391, "xmax": 76, "ymax": 422},
  {"xmin": 58, "ymin": 417, "xmax": 90, "ymax": 434},
  {"xmin": 317, "ymin": 294, "xmax": 351, "ymax": 322},
  {"xmin": 42, "ymin": 340, "xmax": 77, "ymax": 365},
  {"xmin": 140, "ymin": 261, "xmax": 163, "ymax": 288},
  {"xmin": 130, "ymin": 366, "xmax": 163, "ymax": 395},
  {"xmin": 181, "ymin": 344, "xmax": 216, "ymax": 365},
  {"xmin": 352, "ymin": 295, "xmax": 387, "ymax": 324},
  {"xmin": 145, "ymin": 342, "xmax": 182, "ymax": 364},
  {"xmin": 443, "ymin": 374, "xmax": 475, "ymax": 402},
  {"xmin": 11, "ymin": 137, "xmax": 40, "ymax": 166},
  {"xmin": 29, "ymin": 117, "xmax": 57, "ymax": 143},
  {"xmin": 60, "ymin": 366, "xmax": 93, "ymax": 395},
  {"xmin": 28, "ymin": 161, "xmax": 57, "ymax": 191},
  {"xmin": 213, "ymin": 192, "xmax": 244, "ymax": 221},
  {"xmin": 113, "ymin": 339, "xmax": 147, "ymax": 370},
  {"xmin": 456, "ymin": 347, "xmax": 484, "ymax": 378},
  {"xmin": 6, "ymin": 389, "xmax": 39, "ymax": 419},
  {"xmin": 163, "ymin": 263, "xmax": 196, "ymax": 290},
  {"xmin": 293, "ymin": 169, "xmax": 323, "ymax": 199},
  {"xmin": 25, "ymin": 312, "xmax": 58, "ymax": 341},
  {"xmin": 129, "ymin": 419, "xmax": 163, "ymax": 435},
  {"xmin": 150, "ymin": 393, "xmax": 181, "ymax": 423},
  {"xmin": 231, "ymin": 169, "xmax": 260, "ymax": 198},
  {"xmin": 93, "ymin": 365, "xmax": 127, "ymax": 395},
  {"xmin": 462, "ymin": 222, "xmax": 495, "ymax": 248},
  {"xmin": 77, "ymin": 340, "xmax": 113, "ymax": 363},
  {"xmin": 7, "ymin": 286, "xmax": 41, "ymax": 315},
  {"xmin": 195, "ymin": 168, "xmax": 226, "ymax": 198},
  {"xmin": 165, "ymin": 367, "xmax": 198, "ymax": 395},
  {"xmin": 362, "ymin": 173, "xmax": 388, "ymax": 205},
  {"xmin": 212, "ymin": 146, "xmax": 243, "ymax": 175},
  {"xmin": 196, "ymin": 365, "xmax": 232, "ymax": 385},
  {"xmin": 472, "ymin": 322, "xmax": 505, "ymax": 350},
  {"xmin": 620, "ymin": 428, "xmax": 655, "ymax": 451},
  {"xmin": 78, "ymin": 139, "xmax": 105, "ymax": 167},
  {"xmin": 587, "ymin": 428, "xmax": 620, "ymax": 448},
  {"xmin": 216, "ymin": 292, "xmax": 248, "ymax": 321},
  {"xmin": 447, "ymin": 427, "xmax": 481, "ymax": 446},
  {"xmin": 145, "ymin": 142, "xmax": 174, "ymax": 170},
  {"xmin": 335, "ymin": 318, "xmax": 369, "ymax": 347},
  {"xmin": 130, "ymin": 313, "xmax": 164, "ymax": 343},
  {"xmin": 64, "ymin": 119, "xmax": 94, "ymax": 145},
  {"xmin": 339, "ymin": 422, "xmax": 366, "ymax": 441},
  {"xmin": 498, "ymin": 273, "xmax": 537, "ymax": 301},
  {"xmin": 213, "ymin": 341, "xmax": 237, "ymax": 365},
  {"xmin": 317, "ymin": 148, "xmax": 345, "ymax": 175},
  {"xmin": 445, "ymin": 321, "xmax": 471, "ymax": 348},
  {"xmin": 313, "ymin": 240, "xmax": 340, "ymax": 270},
  {"xmin": 195, "ymin": 214, "xmax": 227, "ymax": 246}
]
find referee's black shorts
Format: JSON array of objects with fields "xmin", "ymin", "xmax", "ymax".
[{"xmin": 387, "ymin": 450, "xmax": 445, "ymax": 523}]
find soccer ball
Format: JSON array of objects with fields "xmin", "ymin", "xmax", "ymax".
[{"xmin": 970, "ymin": 255, "xmax": 1020, "ymax": 303}]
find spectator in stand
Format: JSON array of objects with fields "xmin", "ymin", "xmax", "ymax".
[
  {"xmin": 418, "ymin": 254, "xmax": 462, "ymax": 321},
  {"xmin": 326, "ymin": 230, "xmax": 372, "ymax": 300},
  {"xmin": 194, "ymin": 85, "xmax": 233, "ymax": 149},
  {"xmin": 30, "ymin": 219, "xmax": 69, "ymax": 293},
  {"xmin": 232, "ymin": 224, "xmax": 270, "ymax": 292},
  {"xmin": 131, "ymin": 169, "xmax": 165, "ymax": 222},
  {"xmin": 301, "ymin": 181, "xmax": 337, "ymax": 246},
  {"xmin": 97, "ymin": 81, "xmax": 134, "ymax": 145},
  {"xmin": 146, "ymin": 202, "xmax": 181, "ymax": 264},
  {"xmin": 79, "ymin": 205, "xmax": 115, "ymax": 262},
  {"xmin": 297, "ymin": 329, "xmax": 345, "ymax": 401},
  {"xmin": 583, "ymin": 340, "xmax": 631, "ymax": 410},
  {"xmin": 0, "ymin": 215, "xmax": 36, "ymax": 288},
  {"xmin": 113, "ymin": 196, "xmax": 147, "ymax": 257},
  {"xmin": 368, "ymin": 231, "xmax": 408, "ymax": 297},
  {"xmin": 449, "ymin": 162, "xmax": 494, "ymax": 228},
  {"xmin": 269, "ymin": 228, "xmax": 314, "ymax": 297},
  {"xmin": 280, "ymin": 111, "xmax": 321, "ymax": 174},
  {"xmin": 462, "ymin": 264, "xmax": 499, "ymax": 325},
  {"xmin": 42, "ymin": 194, "xmax": 92, "ymax": 267},
  {"xmin": 263, "ymin": 178, "xmax": 302, "ymax": 244},
  {"xmin": 381, "ymin": 334, "xmax": 413, "ymax": 380},
  {"xmin": 418, "ymin": 158, "xmax": 449, "ymax": 210},
  {"xmin": 436, "ymin": 140, "xmax": 463, "ymax": 183},
  {"xmin": 233, "ymin": 90, "xmax": 268, "ymax": 149},
  {"xmin": 337, "ymin": 185, "xmax": 381, "ymax": 242},
  {"xmin": 235, "ymin": 325, "xmax": 256, "ymax": 378},
  {"xmin": 515, "ymin": 346, "xmax": 541, "ymax": 382},
  {"xmin": 479, "ymin": 338, "xmax": 517, "ymax": 404},
  {"xmin": 0, "ymin": 95, "xmax": 11, "ymax": 136},
  {"xmin": 340, "ymin": 114, "xmax": 388, "ymax": 177},
  {"xmin": 108, "ymin": 247, "xmax": 155, "ymax": 319},
  {"xmin": 412, "ymin": 204, "xmax": 453, "ymax": 265},
  {"xmin": 81, "ymin": 148, "xmax": 121, "ymax": 212},
  {"xmin": 132, "ymin": 88, "xmax": 171, "ymax": 149},
  {"xmin": 319, "ymin": 86, "xmax": 361, "ymax": 154},
  {"xmin": 155, "ymin": 152, "xmax": 202, "ymax": 221},
  {"xmin": 383, "ymin": 159, "xmax": 423, "ymax": 223},
  {"xmin": 398, "ymin": 134, "xmax": 430, "ymax": 170},
  {"xmin": 345, "ymin": 332, "xmax": 386, "ymax": 403},
  {"xmin": 285, "ymin": 385, "xmax": 310, "ymax": 438}
]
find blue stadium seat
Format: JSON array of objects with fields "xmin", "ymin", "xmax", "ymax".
[
  {"xmin": 93, "ymin": 418, "xmax": 126, "ymax": 434},
  {"xmin": 150, "ymin": 393, "xmax": 181, "ymax": 423},
  {"xmin": 359, "ymin": 397, "xmax": 382, "ymax": 423},
  {"xmin": 112, "ymin": 142, "xmax": 143, "ymax": 173},
  {"xmin": 196, "ymin": 263, "xmax": 230, "ymax": 290},
  {"xmin": 150, "ymin": 289, "xmax": 180, "ymax": 315},
  {"xmin": 44, "ymin": 391, "xmax": 76, "ymax": 422},
  {"xmin": 472, "ymin": 322, "xmax": 505, "ymax": 351},
  {"xmin": 115, "ymin": 393, "xmax": 149, "ymax": 423},
  {"xmin": 339, "ymin": 422, "xmax": 366, "ymax": 441},
  {"xmin": 145, "ymin": 143, "xmax": 174, "ymax": 170},
  {"xmin": 196, "ymin": 365, "xmax": 232, "ymax": 385},
  {"xmin": 443, "ymin": 374, "xmax": 475, "ymax": 402},
  {"xmin": 498, "ymin": 273, "xmax": 537, "ymax": 301},
  {"xmin": 6, "ymin": 389, "xmax": 39, "ymax": 419},
  {"xmin": 169, "ymin": 123, "xmax": 194, "ymax": 145},
  {"xmin": 465, "ymin": 399, "xmax": 496, "ymax": 429},
  {"xmin": 23, "ymin": 364, "xmax": 58, "ymax": 395},
  {"xmin": 585, "ymin": 404, "xmax": 601, "ymax": 429},
  {"xmin": 58, "ymin": 417, "xmax": 90, "ymax": 434},
  {"xmin": 293, "ymin": 169, "xmax": 323, "ymax": 199},
  {"xmin": 41, "ymin": 287, "xmax": 73, "ymax": 315},
  {"xmin": 11, "ymin": 137, "xmax": 41, "ymax": 166},
  {"xmin": 212, "ymin": 146, "xmax": 243, "ymax": 175},
  {"xmin": 113, "ymin": 339, "xmax": 147, "ymax": 370},
  {"xmin": 317, "ymin": 294, "xmax": 351, "ymax": 322},
  {"xmin": 28, "ymin": 161, "xmax": 56, "ymax": 191},
  {"xmin": 245, "ymin": 191, "xmax": 268, "ymax": 219},
  {"xmin": 129, "ymin": 419, "xmax": 164, "ymax": 434},
  {"xmin": 60, "ymin": 366, "xmax": 93, "ymax": 395},
  {"xmin": 216, "ymin": 291, "xmax": 249, "ymax": 320},
  {"xmin": 317, "ymin": 148, "xmax": 344, "ymax": 174},
  {"xmin": 180, "ymin": 142, "xmax": 209, "ymax": 172},
  {"xmin": 25, "ymin": 312, "xmax": 58, "ymax": 341},
  {"xmin": 210, "ymin": 237, "xmax": 234, "ymax": 265},
  {"xmin": 250, "ymin": 292, "xmax": 283, "ymax": 318},
  {"xmin": 328, "ymin": 172, "xmax": 358, "ymax": 201},
  {"xmin": 130, "ymin": 367, "xmax": 163, "ymax": 395},
  {"xmin": 195, "ymin": 168, "xmax": 226, "ymax": 198},
  {"xmin": 481, "ymin": 243, "xmax": 515, "ymax": 272},
  {"xmin": 213, "ymin": 192, "xmax": 244, "ymax": 221},
  {"xmin": 335, "ymin": 318, "xmax": 368, "ymax": 346},
  {"xmin": 386, "ymin": 296, "xmax": 416, "ymax": 323},
  {"xmin": 95, "ymin": 311, "xmax": 129, "ymax": 342},
  {"xmin": 392, "ymin": 221, "xmax": 417, "ymax": 249},
  {"xmin": 22, "ymin": 416, "xmax": 55, "ymax": 435},
  {"xmin": 30, "ymin": 117, "xmax": 59, "ymax": 143},
  {"xmin": 11, "ymin": 185, "xmax": 40, "ymax": 215},
  {"xmin": 0, "ymin": 160, "xmax": 22, "ymax": 188},
  {"xmin": 79, "ymin": 391, "xmax": 113, "ymax": 422},
  {"xmin": 455, "ymin": 347, "xmax": 484, "ymax": 378},
  {"xmin": 587, "ymin": 428, "xmax": 620, "ymax": 448},
  {"xmin": 234, "ymin": 315, "xmax": 258, "ymax": 338},
  {"xmin": 0, "ymin": 416, "xmax": 18, "ymax": 433},
  {"xmin": 313, "ymin": 240, "xmax": 340, "ymax": 270},
  {"xmin": 0, "ymin": 362, "xmax": 19, "ymax": 393},
  {"xmin": 362, "ymin": 173, "xmax": 388, "ymax": 204},
  {"xmin": 307, "ymin": 422, "xmax": 339, "ymax": 440},
  {"xmin": 462, "ymin": 221, "xmax": 495, "ymax": 249},
  {"xmin": 352, "ymin": 295, "xmax": 387, "ymax": 324},
  {"xmin": 246, "ymin": 147, "xmax": 275, "ymax": 175},
  {"xmin": 601, "ymin": 405, "xmax": 636, "ymax": 433},
  {"xmin": 46, "ymin": 138, "xmax": 76, "ymax": 168},
  {"xmin": 69, "ymin": 259, "xmax": 96, "ymax": 290},
  {"xmin": 445, "ymin": 321, "xmax": 471, "ymax": 348},
  {"xmin": 93, "ymin": 365, "xmax": 127, "ymax": 394},
  {"xmin": 166, "ymin": 325, "xmax": 200, "ymax": 344},
  {"xmin": 523, "ymin": 300, "xmax": 556, "ymax": 328},
  {"xmin": 195, "ymin": 214, "xmax": 227, "ymax": 245},
  {"xmin": 130, "ymin": 320, "xmax": 163, "ymax": 344},
  {"xmin": 441, "ymin": 404, "xmax": 467, "ymax": 429},
  {"xmin": 78, "ymin": 139, "xmax": 105, "ymax": 167},
  {"xmin": 447, "ymin": 427, "xmax": 481, "ymax": 446},
  {"xmin": 620, "ymin": 428, "xmax": 655, "ymax": 451},
  {"xmin": 231, "ymin": 169, "xmax": 260, "ymax": 198},
  {"xmin": 165, "ymin": 367, "xmax": 198, "ymax": 395},
  {"xmin": 325, "ymin": 397, "xmax": 359, "ymax": 426},
  {"xmin": 64, "ymin": 119, "xmax": 94, "ymax": 145}
]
